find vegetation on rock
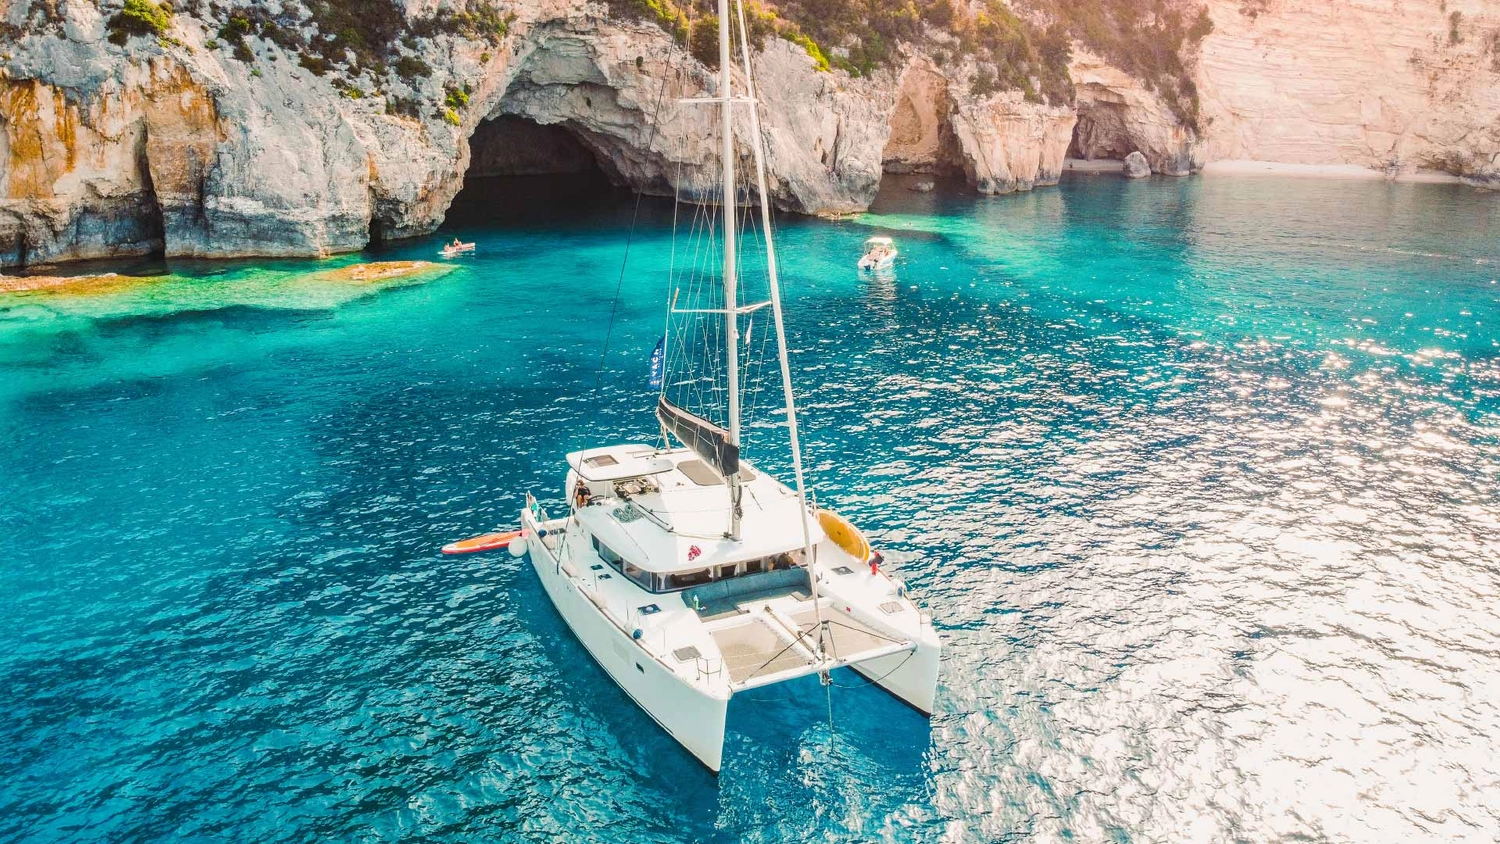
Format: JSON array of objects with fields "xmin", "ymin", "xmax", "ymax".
[
  {"xmin": 1042, "ymin": 0, "xmax": 1213, "ymax": 127},
  {"xmin": 100, "ymin": 0, "xmax": 1211, "ymax": 130},
  {"xmin": 603, "ymin": 0, "xmax": 831, "ymax": 72},
  {"xmin": 599, "ymin": 0, "xmax": 1210, "ymax": 126},
  {"xmin": 107, "ymin": 0, "xmax": 174, "ymax": 45},
  {"xmin": 185, "ymin": 1, "xmax": 513, "ymax": 122}
]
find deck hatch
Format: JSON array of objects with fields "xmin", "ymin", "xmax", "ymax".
[
  {"xmin": 833, "ymin": 566, "xmax": 854, "ymax": 575},
  {"xmin": 638, "ymin": 604, "xmax": 662, "ymax": 616},
  {"xmin": 879, "ymin": 601, "xmax": 904, "ymax": 615},
  {"xmin": 672, "ymin": 646, "xmax": 702, "ymax": 662}
]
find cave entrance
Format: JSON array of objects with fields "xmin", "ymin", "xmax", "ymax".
[
  {"xmin": 443, "ymin": 115, "xmax": 618, "ymax": 228},
  {"xmin": 1067, "ymin": 99, "xmax": 1134, "ymax": 162},
  {"xmin": 880, "ymin": 60, "xmax": 965, "ymax": 191}
]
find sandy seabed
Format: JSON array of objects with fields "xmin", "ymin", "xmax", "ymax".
[{"xmin": 0, "ymin": 260, "xmax": 454, "ymax": 295}]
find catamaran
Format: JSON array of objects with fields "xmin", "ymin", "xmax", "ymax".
[{"xmin": 514, "ymin": 0, "xmax": 941, "ymax": 773}]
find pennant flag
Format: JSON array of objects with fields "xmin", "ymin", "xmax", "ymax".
[{"xmin": 647, "ymin": 336, "xmax": 665, "ymax": 390}]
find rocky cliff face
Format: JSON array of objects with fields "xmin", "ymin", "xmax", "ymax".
[
  {"xmin": 1068, "ymin": 48, "xmax": 1204, "ymax": 176},
  {"xmin": 1065, "ymin": 0, "xmax": 1500, "ymax": 186},
  {"xmin": 0, "ymin": 0, "xmax": 1074, "ymax": 268},
  {"xmin": 1, "ymin": 0, "xmax": 1496, "ymax": 270},
  {"xmin": 1195, "ymin": 0, "xmax": 1500, "ymax": 186},
  {"xmin": 882, "ymin": 55, "xmax": 1074, "ymax": 193}
]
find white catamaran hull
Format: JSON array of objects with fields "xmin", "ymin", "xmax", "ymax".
[
  {"xmin": 817, "ymin": 576, "xmax": 941, "ymax": 715},
  {"xmin": 524, "ymin": 519, "xmax": 730, "ymax": 772},
  {"xmin": 848, "ymin": 634, "xmax": 940, "ymax": 715}
]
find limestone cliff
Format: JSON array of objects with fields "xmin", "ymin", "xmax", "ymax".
[
  {"xmin": 1068, "ymin": 48, "xmax": 1204, "ymax": 176},
  {"xmin": 1065, "ymin": 0, "xmax": 1500, "ymax": 185},
  {"xmin": 0, "ymin": 0, "xmax": 1073, "ymax": 268},
  {"xmin": 1, "ymin": 0, "xmax": 1497, "ymax": 270},
  {"xmin": 1196, "ymin": 0, "xmax": 1500, "ymax": 186},
  {"xmin": 882, "ymin": 56, "xmax": 1074, "ymax": 192}
]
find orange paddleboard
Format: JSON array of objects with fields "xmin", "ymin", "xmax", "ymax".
[{"xmin": 442, "ymin": 530, "xmax": 522, "ymax": 555}]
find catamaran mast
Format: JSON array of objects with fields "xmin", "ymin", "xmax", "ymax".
[
  {"xmin": 720, "ymin": 0, "xmax": 743, "ymax": 541},
  {"xmin": 732, "ymin": 0, "xmax": 825, "ymax": 631}
]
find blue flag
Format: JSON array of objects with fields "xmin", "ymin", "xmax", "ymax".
[{"xmin": 647, "ymin": 336, "xmax": 665, "ymax": 390}]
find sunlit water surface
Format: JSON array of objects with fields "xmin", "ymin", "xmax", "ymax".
[{"xmin": 2, "ymin": 174, "xmax": 1498, "ymax": 843}]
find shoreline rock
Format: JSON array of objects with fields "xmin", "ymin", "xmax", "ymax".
[
  {"xmin": 309, "ymin": 260, "xmax": 455, "ymax": 285},
  {"xmin": 1, "ymin": 0, "xmax": 1496, "ymax": 270}
]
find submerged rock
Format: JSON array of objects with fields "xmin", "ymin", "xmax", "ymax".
[
  {"xmin": 312, "ymin": 261, "xmax": 454, "ymax": 285},
  {"xmin": 0, "ymin": 272, "xmax": 131, "ymax": 294},
  {"xmin": 910, "ymin": 180, "xmax": 936, "ymax": 193},
  {"xmin": 1124, "ymin": 152, "xmax": 1151, "ymax": 179}
]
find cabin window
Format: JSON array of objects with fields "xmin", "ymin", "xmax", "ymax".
[
  {"xmin": 659, "ymin": 568, "xmax": 714, "ymax": 591},
  {"xmin": 595, "ymin": 548, "xmax": 812, "ymax": 594},
  {"xmin": 621, "ymin": 560, "xmax": 653, "ymax": 590},
  {"xmin": 591, "ymin": 535, "xmax": 625, "ymax": 570}
]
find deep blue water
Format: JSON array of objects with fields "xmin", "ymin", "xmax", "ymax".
[{"xmin": 2, "ymin": 173, "xmax": 1499, "ymax": 843}]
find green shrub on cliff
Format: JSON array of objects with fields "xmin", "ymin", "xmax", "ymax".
[
  {"xmin": 1042, "ymin": 0, "xmax": 1213, "ymax": 127},
  {"xmin": 415, "ymin": 5, "xmax": 517, "ymax": 41},
  {"xmin": 688, "ymin": 13, "xmax": 720, "ymax": 67},
  {"xmin": 599, "ymin": 0, "xmax": 1210, "ymax": 127},
  {"xmin": 444, "ymin": 85, "xmax": 471, "ymax": 111},
  {"xmin": 395, "ymin": 55, "xmax": 432, "ymax": 82},
  {"xmin": 217, "ymin": 15, "xmax": 255, "ymax": 61},
  {"xmin": 107, "ymin": 0, "xmax": 173, "ymax": 45},
  {"xmin": 604, "ymin": 0, "xmax": 691, "ymax": 44},
  {"xmin": 787, "ymin": 30, "xmax": 831, "ymax": 72},
  {"xmin": 604, "ymin": 0, "xmax": 832, "ymax": 73},
  {"xmin": 298, "ymin": 52, "xmax": 329, "ymax": 76}
]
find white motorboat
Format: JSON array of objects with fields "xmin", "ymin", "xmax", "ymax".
[
  {"xmin": 440, "ymin": 240, "xmax": 475, "ymax": 258},
  {"xmin": 515, "ymin": 0, "xmax": 941, "ymax": 774},
  {"xmin": 858, "ymin": 236, "xmax": 898, "ymax": 271}
]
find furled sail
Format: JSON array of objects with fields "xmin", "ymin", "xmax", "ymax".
[{"xmin": 657, "ymin": 396, "xmax": 740, "ymax": 478}]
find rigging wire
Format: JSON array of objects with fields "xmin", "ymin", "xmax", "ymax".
[
  {"xmin": 593, "ymin": 43, "xmax": 683, "ymax": 396},
  {"xmin": 727, "ymin": 0, "xmax": 837, "ymax": 756}
]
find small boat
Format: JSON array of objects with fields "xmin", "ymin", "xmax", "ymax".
[
  {"xmin": 441, "ymin": 529, "xmax": 522, "ymax": 555},
  {"xmin": 858, "ymin": 236, "xmax": 897, "ymax": 271},
  {"xmin": 440, "ymin": 241, "xmax": 476, "ymax": 258}
]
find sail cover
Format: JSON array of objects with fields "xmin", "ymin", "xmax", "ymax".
[{"xmin": 657, "ymin": 396, "xmax": 739, "ymax": 478}]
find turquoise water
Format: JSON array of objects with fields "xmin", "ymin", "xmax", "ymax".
[{"xmin": 3, "ymin": 173, "xmax": 1499, "ymax": 842}]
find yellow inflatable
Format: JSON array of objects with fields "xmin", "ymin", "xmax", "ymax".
[{"xmin": 817, "ymin": 510, "xmax": 870, "ymax": 564}]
